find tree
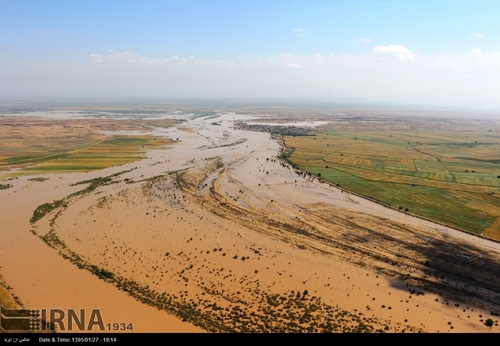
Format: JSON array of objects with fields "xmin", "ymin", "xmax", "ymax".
[{"xmin": 485, "ymin": 318, "xmax": 494, "ymax": 327}]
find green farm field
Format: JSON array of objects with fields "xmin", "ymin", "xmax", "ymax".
[
  {"xmin": 0, "ymin": 116, "xmax": 176, "ymax": 178},
  {"xmin": 0, "ymin": 136, "xmax": 172, "ymax": 178},
  {"xmin": 283, "ymin": 130, "xmax": 500, "ymax": 239}
]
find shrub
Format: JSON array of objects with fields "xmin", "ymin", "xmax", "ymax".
[
  {"xmin": 0, "ymin": 184, "xmax": 12, "ymax": 190},
  {"xmin": 30, "ymin": 199, "xmax": 67, "ymax": 224}
]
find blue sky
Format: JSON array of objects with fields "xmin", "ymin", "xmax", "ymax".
[{"xmin": 2, "ymin": 0, "xmax": 500, "ymax": 109}]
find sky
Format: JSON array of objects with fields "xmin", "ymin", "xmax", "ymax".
[{"xmin": 1, "ymin": 0, "xmax": 500, "ymax": 109}]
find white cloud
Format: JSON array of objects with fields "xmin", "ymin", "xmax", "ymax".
[
  {"xmin": 471, "ymin": 33, "xmax": 484, "ymax": 38},
  {"xmin": 360, "ymin": 38, "xmax": 372, "ymax": 43},
  {"xmin": 292, "ymin": 28, "xmax": 305, "ymax": 37},
  {"xmin": 373, "ymin": 45, "xmax": 415, "ymax": 61},
  {"xmin": 90, "ymin": 50, "xmax": 158, "ymax": 64},
  {"xmin": 89, "ymin": 53, "xmax": 104, "ymax": 63},
  {"xmin": 5, "ymin": 49, "xmax": 500, "ymax": 109}
]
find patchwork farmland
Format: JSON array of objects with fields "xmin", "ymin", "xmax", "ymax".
[{"xmin": 283, "ymin": 130, "xmax": 500, "ymax": 238}]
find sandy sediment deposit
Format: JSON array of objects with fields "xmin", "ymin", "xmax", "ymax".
[{"xmin": 1, "ymin": 112, "xmax": 500, "ymax": 332}]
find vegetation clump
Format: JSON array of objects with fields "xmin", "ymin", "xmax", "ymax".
[
  {"xmin": 0, "ymin": 183, "xmax": 12, "ymax": 190},
  {"xmin": 70, "ymin": 175, "xmax": 118, "ymax": 196},
  {"xmin": 30, "ymin": 199, "xmax": 67, "ymax": 224},
  {"xmin": 28, "ymin": 177, "xmax": 49, "ymax": 182},
  {"xmin": 90, "ymin": 266, "xmax": 114, "ymax": 280}
]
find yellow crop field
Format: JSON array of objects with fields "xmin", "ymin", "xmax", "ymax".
[
  {"xmin": 2, "ymin": 136, "xmax": 172, "ymax": 177},
  {"xmin": 0, "ymin": 117, "xmax": 178, "ymax": 178},
  {"xmin": 22, "ymin": 136, "xmax": 171, "ymax": 174}
]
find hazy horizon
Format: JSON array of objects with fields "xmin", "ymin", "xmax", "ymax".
[
  {"xmin": 2, "ymin": 1, "xmax": 500, "ymax": 111},
  {"xmin": 2, "ymin": 96, "xmax": 500, "ymax": 115}
]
